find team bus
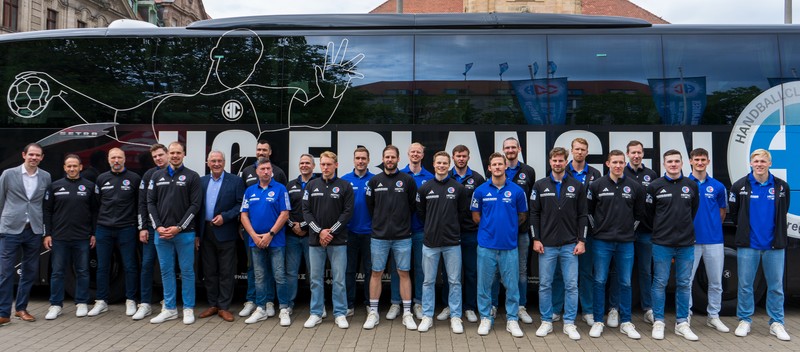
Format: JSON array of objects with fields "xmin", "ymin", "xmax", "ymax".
[{"xmin": 1, "ymin": 13, "xmax": 797, "ymax": 313}]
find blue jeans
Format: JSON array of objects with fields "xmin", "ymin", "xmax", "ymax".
[
  {"xmin": 411, "ymin": 231, "xmax": 424, "ymax": 304},
  {"xmin": 422, "ymin": 245, "xmax": 462, "ymax": 318},
  {"xmin": 252, "ymin": 245, "xmax": 289, "ymax": 309},
  {"xmin": 737, "ymin": 247, "xmax": 784, "ymax": 325},
  {"xmin": 49, "ymin": 239, "xmax": 90, "ymax": 306},
  {"xmin": 245, "ymin": 242, "xmax": 273, "ymax": 306},
  {"xmin": 635, "ymin": 232, "xmax": 653, "ymax": 310},
  {"xmin": 140, "ymin": 229, "xmax": 158, "ymax": 304},
  {"xmin": 285, "ymin": 235, "xmax": 310, "ymax": 308},
  {"xmin": 578, "ymin": 236, "xmax": 593, "ymax": 314},
  {"xmin": 346, "ymin": 233, "xmax": 370, "ymax": 309},
  {"xmin": 95, "ymin": 225, "xmax": 138, "ymax": 302},
  {"xmin": 690, "ymin": 243, "xmax": 725, "ymax": 318},
  {"xmin": 0, "ymin": 228, "xmax": 40, "ymax": 317},
  {"xmin": 442, "ymin": 231, "xmax": 478, "ymax": 311},
  {"xmin": 539, "ymin": 243, "xmax": 578, "ymax": 324},
  {"xmin": 155, "ymin": 231, "xmax": 196, "ymax": 310},
  {"xmin": 374, "ymin": 238, "xmax": 412, "ymax": 305},
  {"xmin": 310, "ymin": 245, "xmax": 347, "ymax": 317},
  {"xmin": 651, "ymin": 244, "xmax": 693, "ymax": 323},
  {"xmin": 491, "ymin": 233, "xmax": 529, "ymax": 308},
  {"xmin": 592, "ymin": 240, "xmax": 634, "ymax": 323},
  {"xmin": 477, "ymin": 246, "xmax": 519, "ymax": 321}
]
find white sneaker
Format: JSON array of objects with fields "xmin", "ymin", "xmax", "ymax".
[
  {"xmin": 735, "ymin": 320, "xmax": 751, "ymax": 337},
  {"xmin": 551, "ymin": 313, "xmax": 561, "ymax": 322},
  {"xmin": 563, "ymin": 323, "xmax": 581, "ymax": 340},
  {"xmin": 465, "ymin": 310, "xmax": 478, "ymax": 323},
  {"xmin": 346, "ymin": 308, "xmax": 354, "ymax": 317},
  {"xmin": 536, "ymin": 321, "xmax": 553, "ymax": 337},
  {"xmin": 437, "ymin": 307, "xmax": 450, "ymax": 321},
  {"xmin": 652, "ymin": 321, "xmax": 665, "ymax": 340},
  {"xmin": 386, "ymin": 304, "xmax": 401, "ymax": 320},
  {"xmin": 239, "ymin": 302, "xmax": 256, "ymax": 317},
  {"xmin": 45, "ymin": 305, "xmax": 62, "ymax": 320},
  {"xmin": 363, "ymin": 311, "xmax": 380, "ymax": 329},
  {"xmin": 620, "ymin": 322, "xmax": 642, "ymax": 339},
  {"xmin": 413, "ymin": 303, "xmax": 423, "ymax": 320},
  {"xmin": 125, "ymin": 299, "xmax": 137, "ymax": 316},
  {"xmin": 402, "ymin": 312, "xmax": 417, "ymax": 330},
  {"xmin": 335, "ymin": 316, "xmax": 349, "ymax": 329},
  {"xmin": 303, "ymin": 314, "xmax": 322, "ymax": 328},
  {"xmin": 279, "ymin": 308, "xmax": 292, "ymax": 326},
  {"xmin": 477, "ymin": 317, "xmax": 492, "ymax": 336},
  {"xmin": 606, "ymin": 308, "xmax": 619, "ymax": 328},
  {"xmin": 518, "ymin": 307, "xmax": 533, "ymax": 324},
  {"xmin": 150, "ymin": 309, "xmax": 178, "ymax": 324},
  {"xmin": 451, "ymin": 317, "xmax": 464, "ymax": 334},
  {"xmin": 132, "ymin": 304, "xmax": 152, "ymax": 320},
  {"xmin": 675, "ymin": 322, "xmax": 698, "ymax": 341},
  {"xmin": 76, "ymin": 303, "xmax": 89, "ymax": 317},
  {"xmin": 770, "ymin": 322, "xmax": 791, "ymax": 341},
  {"xmin": 582, "ymin": 313, "xmax": 595, "ymax": 326},
  {"xmin": 643, "ymin": 309, "xmax": 654, "ymax": 325},
  {"xmin": 245, "ymin": 307, "xmax": 268, "ymax": 324},
  {"xmin": 418, "ymin": 316, "xmax": 433, "ymax": 332},
  {"xmin": 87, "ymin": 300, "xmax": 108, "ymax": 317},
  {"xmin": 507, "ymin": 320, "xmax": 524, "ymax": 337},
  {"xmin": 183, "ymin": 309, "xmax": 195, "ymax": 325},
  {"xmin": 589, "ymin": 322, "xmax": 604, "ymax": 338},
  {"xmin": 707, "ymin": 317, "xmax": 730, "ymax": 332},
  {"xmin": 265, "ymin": 302, "xmax": 276, "ymax": 317}
]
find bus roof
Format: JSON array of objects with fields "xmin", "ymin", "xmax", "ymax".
[{"xmin": 186, "ymin": 13, "xmax": 652, "ymax": 30}]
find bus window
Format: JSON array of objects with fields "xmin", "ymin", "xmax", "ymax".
[{"xmin": 547, "ymin": 34, "xmax": 662, "ymax": 126}]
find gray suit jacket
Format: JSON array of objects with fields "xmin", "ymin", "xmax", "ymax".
[{"xmin": 0, "ymin": 165, "xmax": 51, "ymax": 234}]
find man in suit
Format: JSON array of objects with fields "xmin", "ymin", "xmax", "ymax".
[
  {"xmin": 0, "ymin": 143, "xmax": 51, "ymax": 325},
  {"xmin": 197, "ymin": 151, "xmax": 245, "ymax": 322}
]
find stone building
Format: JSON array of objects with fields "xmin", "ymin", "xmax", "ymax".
[
  {"xmin": 370, "ymin": 0, "xmax": 669, "ymax": 24},
  {"xmin": 0, "ymin": 0, "xmax": 209, "ymax": 34}
]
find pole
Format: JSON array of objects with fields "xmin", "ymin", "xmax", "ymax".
[
  {"xmin": 786, "ymin": 0, "xmax": 792, "ymax": 24},
  {"xmin": 397, "ymin": 0, "xmax": 403, "ymax": 14}
]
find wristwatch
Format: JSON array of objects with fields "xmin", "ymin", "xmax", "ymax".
[{"xmin": 267, "ymin": 231, "xmax": 274, "ymax": 237}]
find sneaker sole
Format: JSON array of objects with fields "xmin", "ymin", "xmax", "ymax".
[
  {"xmin": 246, "ymin": 317, "xmax": 268, "ymax": 324},
  {"xmin": 151, "ymin": 316, "xmax": 178, "ymax": 324},
  {"xmin": 88, "ymin": 309, "xmax": 108, "ymax": 317}
]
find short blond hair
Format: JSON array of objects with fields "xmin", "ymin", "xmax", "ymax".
[
  {"xmin": 320, "ymin": 151, "xmax": 338, "ymax": 163},
  {"xmin": 750, "ymin": 148, "xmax": 772, "ymax": 162}
]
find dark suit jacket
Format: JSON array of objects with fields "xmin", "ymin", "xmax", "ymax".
[{"xmin": 197, "ymin": 171, "xmax": 245, "ymax": 242}]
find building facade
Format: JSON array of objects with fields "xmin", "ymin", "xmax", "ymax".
[{"xmin": 0, "ymin": 0, "xmax": 209, "ymax": 34}]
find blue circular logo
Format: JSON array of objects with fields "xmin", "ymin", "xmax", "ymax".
[
  {"xmin": 268, "ymin": 191, "xmax": 275, "ymax": 197},
  {"xmin": 706, "ymin": 186, "xmax": 714, "ymax": 193},
  {"xmin": 623, "ymin": 186, "xmax": 631, "ymax": 193},
  {"xmin": 332, "ymin": 187, "xmax": 340, "ymax": 193},
  {"xmin": 396, "ymin": 181, "xmax": 403, "ymax": 187},
  {"xmin": 122, "ymin": 180, "xmax": 130, "ymax": 186},
  {"xmin": 644, "ymin": 175, "xmax": 651, "ymax": 182},
  {"xmin": 178, "ymin": 175, "xmax": 186, "ymax": 181},
  {"xmin": 567, "ymin": 186, "xmax": 575, "ymax": 193},
  {"xmin": 447, "ymin": 187, "xmax": 455, "ymax": 194},
  {"xmin": 503, "ymin": 191, "xmax": 512, "ymax": 197},
  {"xmin": 682, "ymin": 186, "xmax": 690, "ymax": 193},
  {"xmin": 78, "ymin": 185, "xmax": 86, "ymax": 191},
  {"xmin": 467, "ymin": 179, "xmax": 474, "ymax": 184}
]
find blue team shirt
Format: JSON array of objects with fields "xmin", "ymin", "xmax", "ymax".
[
  {"xmin": 748, "ymin": 173, "xmax": 776, "ymax": 250},
  {"xmin": 401, "ymin": 164, "xmax": 434, "ymax": 233},
  {"xmin": 341, "ymin": 169, "xmax": 374, "ymax": 235},
  {"xmin": 689, "ymin": 174, "xmax": 727, "ymax": 244},
  {"xmin": 568, "ymin": 162, "xmax": 588, "ymax": 184},
  {"xmin": 470, "ymin": 179, "xmax": 528, "ymax": 250},
  {"xmin": 241, "ymin": 180, "xmax": 290, "ymax": 248}
]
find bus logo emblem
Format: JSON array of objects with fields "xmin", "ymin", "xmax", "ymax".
[{"xmin": 222, "ymin": 100, "xmax": 243, "ymax": 121}]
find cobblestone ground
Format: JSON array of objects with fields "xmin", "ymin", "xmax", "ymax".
[{"xmin": 1, "ymin": 288, "xmax": 798, "ymax": 352}]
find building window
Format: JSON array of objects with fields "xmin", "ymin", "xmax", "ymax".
[
  {"xmin": 46, "ymin": 9, "xmax": 58, "ymax": 30},
  {"xmin": 77, "ymin": 20, "xmax": 87, "ymax": 28},
  {"xmin": 2, "ymin": 0, "xmax": 19, "ymax": 31}
]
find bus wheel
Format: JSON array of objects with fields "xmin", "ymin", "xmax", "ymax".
[{"xmin": 691, "ymin": 246, "xmax": 765, "ymax": 317}]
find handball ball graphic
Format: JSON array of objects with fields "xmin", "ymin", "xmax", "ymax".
[{"xmin": 7, "ymin": 75, "xmax": 50, "ymax": 118}]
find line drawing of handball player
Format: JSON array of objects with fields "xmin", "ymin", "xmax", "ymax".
[{"xmin": 5, "ymin": 28, "xmax": 366, "ymax": 149}]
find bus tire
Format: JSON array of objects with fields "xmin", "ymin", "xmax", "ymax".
[{"xmin": 690, "ymin": 246, "xmax": 764, "ymax": 317}]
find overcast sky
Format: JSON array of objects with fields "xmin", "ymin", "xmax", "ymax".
[{"xmin": 202, "ymin": 0, "xmax": 800, "ymax": 24}]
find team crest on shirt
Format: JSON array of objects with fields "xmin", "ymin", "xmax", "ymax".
[
  {"xmin": 268, "ymin": 191, "xmax": 275, "ymax": 197},
  {"xmin": 447, "ymin": 187, "xmax": 455, "ymax": 194},
  {"xmin": 567, "ymin": 186, "xmax": 575, "ymax": 193},
  {"xmin": 644, "ymin": 175, "xmax": 651, "ymax": 182},
  {"xmin": 519, "ymin": 173, "xmax": 526, "ymax": 180},
  {"xmin": 504, "ymin": 191, "xmax": 512, "ymax": 197},
  {"xmin": 468, "ymin": 179, "xmax": 474, "ymax": 184},
  {"xmin": 396, "ymin": 181, "xmax": 404, "ymax": 187},
  {"xmin": 332, "ymin": 187, "xmax": 340, "ymax": 193},
  {"xmin": 78, "ymin": 185, "xmax": 86, "ymax": 191},
  {"xmin": 706, "ymin": 186, "xmax": 714, "ymax": 193},
  {"xmin": 770, "ymin": 187, "xmax": 775, "ymax": 195},
  {"xmin": 178, "ymin": 175, "xmax": 186, "ymax": 181},
  {"xmin": 623, "ymin": 186, "xmax": 631, "ymax": 194},
  {"xmin": 682, "ymin": 186, "xmax": 690, "ymax": 193},
  {"xmin": 123, "ymin": 180, "xmax": 130, "ymax": 186}
]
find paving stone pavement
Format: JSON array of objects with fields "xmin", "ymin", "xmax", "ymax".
[{"xmin": 1, "ymin": 291, "xmax": 799, "ymax": 352}]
